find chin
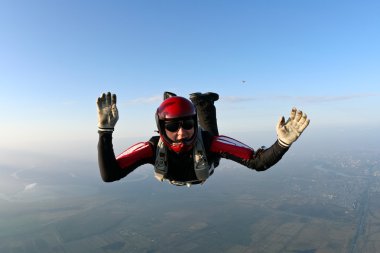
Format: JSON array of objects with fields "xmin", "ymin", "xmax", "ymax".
[{"xmin": 171, "ymin": 142, "xmax": 193, "ymax": 153}]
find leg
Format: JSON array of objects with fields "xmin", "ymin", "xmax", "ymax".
[
  {"xmin": 163, "ymin": 91, "xmax": 219, "ymax": 135},
  {"xmin": 190, "ymin": 92, "xmax": 220, "ymax": 168},
  {"xmin": 189, "ymin": 92, "xmax": 219, "ymax": 136},
  {"xmin": 163, "ymin": 91, "xmax": 177, "ymax": 100}
]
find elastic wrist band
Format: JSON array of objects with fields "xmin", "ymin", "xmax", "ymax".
[
  {"xmin": 98, "ymin": 127, "xmax": 114, "ymax": 132},
  {"xmin": 278, "ymin": 138, "xmax": 290, "ymax": 148}
]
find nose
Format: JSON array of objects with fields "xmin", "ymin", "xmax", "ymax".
[
  {"xmin": 176, "ymin": 126, "xmax": 191, "ymax": 139},
  {"xmin": 176, "ymin": 126, "xmax": 185, "ymax": 135}
]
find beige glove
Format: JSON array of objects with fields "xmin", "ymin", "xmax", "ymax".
[
  {"xmin": 276, "ymin": 107, "xmax": 310, "ymax": 147},
  {"xmin": 96, "ymin": 92, "xmax": 119, "ymax": 132}
]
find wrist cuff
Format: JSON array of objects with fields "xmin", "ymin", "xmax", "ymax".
[
  {"xmin": 98, "ymin": 127, "xmax": 114, "ymax": 133},
  {"xmin": 278, "ymin": 138, "xmax": 291, "ymax": 148}
]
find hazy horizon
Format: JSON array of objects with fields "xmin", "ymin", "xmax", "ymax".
[{"xmin": 1, "ymin": 0, "xmax": 379, "ymax": 252}]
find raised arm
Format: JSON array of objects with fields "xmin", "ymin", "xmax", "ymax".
[
  {"xmin": 96, "ymin": 92, "xmax": 126, "ymax": 182},
  {"xmin": 210, "ymin": 107, "xmax": 310, "ymax": 171},
  {"xmin": 96, "ymin": 92, "xmax": 155, "ymax": 182}
]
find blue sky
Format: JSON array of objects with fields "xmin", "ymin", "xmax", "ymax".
[{"xmin": 0, "ymin": 0, "xmax": 379, "ymax": 159}]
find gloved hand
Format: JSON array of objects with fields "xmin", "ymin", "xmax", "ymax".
[
  {"xmin": 276, "ymin": 107, "xmax": 310, "ymax": 147},
  {"xmin": 96, "ymin": 92, "xmax": 119, "ymax": 132}
]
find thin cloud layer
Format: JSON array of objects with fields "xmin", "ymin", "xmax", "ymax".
[
  {"xmin": 222, "ymin": 93, "xmax": 380, "ymax": 104},
  {"xmin": 24, "ymin": 183, "xmax": 37, "ymax": 191},
  {"xmin": 127, "ymin": 95, "xmax": 162, "ymax": 105}
]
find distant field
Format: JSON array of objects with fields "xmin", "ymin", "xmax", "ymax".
[{"xmin": 1, "ymin": 149, "xmax": 380, "ymax": 253}]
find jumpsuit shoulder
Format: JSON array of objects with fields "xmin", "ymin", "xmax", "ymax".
[
  {"xmin": 116, "ymin": 137, "xmax": 158, "ymax": 169},
  {"xmin": 209, "ymin": 135, "xmax": 254, "ymax": 160}
]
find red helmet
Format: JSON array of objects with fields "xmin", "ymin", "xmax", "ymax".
[{"xmin": 155, "ymin": 96, "xmax": 198, "ymax": 153}]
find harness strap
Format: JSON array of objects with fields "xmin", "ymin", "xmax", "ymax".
[
  {"xmin": 154, "ymin": 130, "xmax": 213, "ymax": 185},
  {"xmin": 154, "ymin": 140, "xmax": 167, "ymax": 181}
]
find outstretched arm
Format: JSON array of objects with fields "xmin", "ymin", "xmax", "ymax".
[
  {"xmin": 98, "ymin": 133, "xmax": 155, "ymax": 182},
  {"xmin": 210, "ymin": 107, "xmax": 310, "ymax": 171},
  {"xmin": 250, "ymin": 107, "xmax": 310, "ymax": 170},
  {"xmin": 98, "ymin": 132, "xmax": 132, "ymax": 182},
  {"xmin": 210, "ymin": 135, "xmax": 289, "ymax": 171}
]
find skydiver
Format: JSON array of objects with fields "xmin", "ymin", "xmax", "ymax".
[{"xmin": 97, "ymin": 91, "xmax": 310, "ymax": 186}]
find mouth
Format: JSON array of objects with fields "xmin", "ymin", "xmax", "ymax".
[
  {"xmin": 173, "ymin": 137, "xmax": 191, "ymax": 144},
  {"xmin": 173, "ymin": 138, "xmax": 191, "ymax": 144}
]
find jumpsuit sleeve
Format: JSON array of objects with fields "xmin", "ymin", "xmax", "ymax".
[
  {"xmin": 210, "ymin": 135, "xmax": 289, "ymax": 171},
  {"xmin": 97, "ymin": 132, "xmax": 155, "ymax": 182},
  {"xmin": 244, "ymin": 141, "xmax": 289, "ymax": 171}
]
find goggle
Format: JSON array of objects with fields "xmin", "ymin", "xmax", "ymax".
[{"xmin": 164, "ymin": 119, "xmax": 195, "ymax": 132}]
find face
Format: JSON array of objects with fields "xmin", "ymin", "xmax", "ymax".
[{"xmin": 164, "ymin": 119, "xmax": 195, "ymax": 143}]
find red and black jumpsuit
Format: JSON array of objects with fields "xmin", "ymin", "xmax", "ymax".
[
  {"xmin": 98, "ymin": 94, "xmax": 289, "ymax": 185},
  {"xmin": 97, "ymin": 130, "xmax": 289, "ymax": 184}
]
